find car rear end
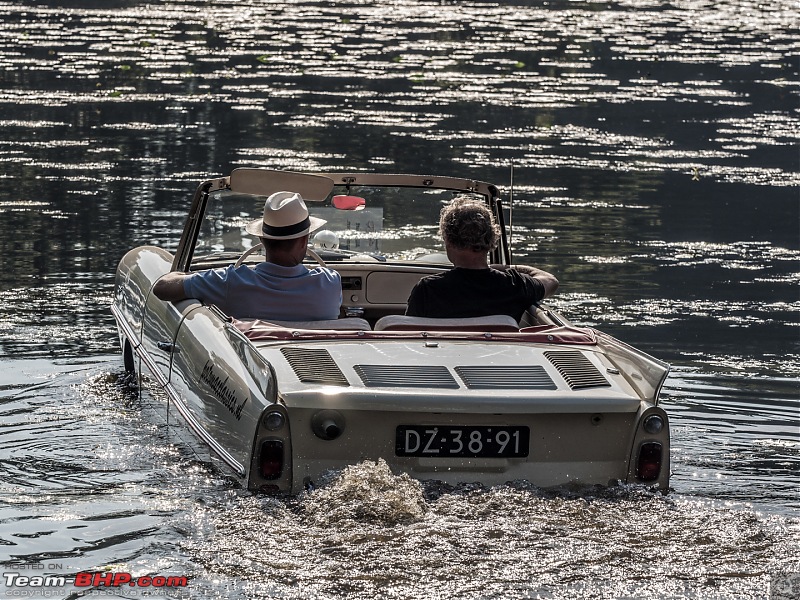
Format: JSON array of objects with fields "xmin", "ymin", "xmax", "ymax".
[{"xmin": 247, "ymin": 338, "xmax": 670, "ymax": 494}]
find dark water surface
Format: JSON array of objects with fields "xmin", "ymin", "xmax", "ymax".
[{"xmin": 0, "ymin": 0, "xmax": 798, "ymax": 598}]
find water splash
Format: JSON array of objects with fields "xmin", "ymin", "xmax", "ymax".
[{"xmin": 303, "ymin": 459, "xmax": 427, "ymax": 526}]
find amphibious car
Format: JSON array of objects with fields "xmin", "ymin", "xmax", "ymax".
[{"xmin": 112, "ymin": 168, "xmax": 670, "ymax": 493}]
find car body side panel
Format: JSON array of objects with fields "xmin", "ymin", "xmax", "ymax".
[
  {"xmin": 169, "ymin": 306, "xmax": 276, "ymax": 478},
  {"xmin": 113, "ymin": 246, "xmax": 173, "ymax": 349},
  {"xmin": 140, "ymin": 295, "xmax": 200, "ymax": 384},
  {"xmin": 593, "ymin": 329, "xmax": 670, "ymax": 405}
]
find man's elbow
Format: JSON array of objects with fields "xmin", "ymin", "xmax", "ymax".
[
  {"xmin": 542, "ymin": 275, "xmax": 559, "ymax": 298},
  {"xmin": 152, "ymin": 278, "xmax": 171, "ymax": 300},
  {"xmin": 152, "ymin": 274, "xmax": 187, "ymax": 302}
]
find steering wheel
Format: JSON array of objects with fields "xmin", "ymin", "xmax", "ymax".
[
  {"xmin": 234, "ymin": 243, "xmax": 263, "ymax": 268},
  {"xmin": 234, "ymin": 242, "xmax": 327, "ymax": 269},
  {"xmin": 305, "ymin": 246, "xmax": 327, "ymax": 268}
]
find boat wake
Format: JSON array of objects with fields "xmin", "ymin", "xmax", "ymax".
[{"xmin": 179, "ymin": 460, "xmax": 799, "ymax": 599}]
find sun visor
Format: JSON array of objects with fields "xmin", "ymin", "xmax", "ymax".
[{"xmin": 229, "ymin": 168, "xmax": 334, "ymax": 202}]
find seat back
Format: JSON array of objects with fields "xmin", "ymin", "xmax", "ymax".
[
  {"xmin": 373, "ymin": 314, "xmax": 519, "ymax": 332},
  {"xmin": 266, "ymin": 317, "xmax": 372, "ymax": 331}
]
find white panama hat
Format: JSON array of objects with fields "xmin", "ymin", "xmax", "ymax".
[{"xmin": 245, "ymin": 191, "xmax": 327, "ymax": 240}]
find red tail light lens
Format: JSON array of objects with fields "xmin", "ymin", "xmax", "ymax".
[
  {"xmin": 636, "ymin": 442, "xmax": 662, "ymax": 481},
  {"xmin": 259, "ymin": 440, "xmax": 284, "ymax": 480}
]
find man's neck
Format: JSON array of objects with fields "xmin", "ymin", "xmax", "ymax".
[
  {"xmin": 263, "ymin": 235, "xmax": 308, "ymax": 267},
  {"xmin": 447, "ymin": 246, "xmax": 489, "ymax": 269},
  {"xmin": 266, "ymin": 257, "xmax": 300, "ymax": 268}
]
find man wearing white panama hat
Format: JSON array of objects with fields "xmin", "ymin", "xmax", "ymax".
[{"xmin": 153, "ymin": 191, "xmax": 342, "ymax": 321}]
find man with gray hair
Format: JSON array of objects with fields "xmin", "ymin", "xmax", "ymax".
[{"xmin": 405, "ymin": 197, "xmax": 558, "ymax": 321}]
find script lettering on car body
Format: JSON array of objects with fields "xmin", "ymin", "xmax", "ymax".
[{"xmin": 200, "ymin": 360, "xmax": 247, "ymax": 421}]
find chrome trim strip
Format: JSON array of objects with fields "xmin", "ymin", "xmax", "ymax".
[
  {"xmin": 111, "ymin": 303, "xmax": 135, "ymax": 338},
  {"xmin": 162, "ymin": 384, "xmax": 247, "ymax": 477},
  {"xmin": 652, "ymin": 363, "xmax": 671, "ymax": 407},
  {"xmin": 111, "ymin": 303, "xmax": 247, "ymax": 477}
]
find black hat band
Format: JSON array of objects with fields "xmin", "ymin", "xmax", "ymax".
[{"xmin": 261, "ymin": 216, "xmax": 310, "ymax": 237}]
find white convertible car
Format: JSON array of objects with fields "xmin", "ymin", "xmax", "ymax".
[{"xmin": 112, "ymin": 168, "xmax": 670, "ymax": 494}]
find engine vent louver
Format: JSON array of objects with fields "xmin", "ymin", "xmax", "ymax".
[
  {"xmin": 280, "ymin": 347, "xmax": 349, "ymax": 386},
  {"xmin": 455, "ymin": 366, "xmax": 557, "ymax": 390},
  {"xmin": 544, "ymin": 350, "xmax": 611, "ymax": 390},
  {"xmin": 354, "ymin": 365, "xmax": 459, "ymax": 388}
]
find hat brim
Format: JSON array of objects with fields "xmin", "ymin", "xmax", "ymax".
[{"xmin": 245, "ymin": 215, "xmax": 327, "ymax": 240}]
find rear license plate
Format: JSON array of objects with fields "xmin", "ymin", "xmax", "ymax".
[{"xmin": 395, "ymin": 425, "xmax": 529, "ymax": 458}]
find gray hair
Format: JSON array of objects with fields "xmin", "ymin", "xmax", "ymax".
[{"xmin": 439, "ymin": 196, "xmax": 500, "ymax": 253}]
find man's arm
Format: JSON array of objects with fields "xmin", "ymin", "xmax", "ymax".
[
  {"xmin": 490, "ymin": 264, "xmax": 559, "ymax": 299},
  {"xmin": 152, "ymin": 272, "xmax": 191, "ymax": 302}
]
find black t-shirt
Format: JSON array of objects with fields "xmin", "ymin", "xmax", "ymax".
[{"xmin": 405, "ymin": 267, "xmax": 546, "ymax": 321}]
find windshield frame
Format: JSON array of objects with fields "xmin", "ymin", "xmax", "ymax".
[{"xmin": 172, "ymin": 170, "xmax": 509, "ymax": 272}]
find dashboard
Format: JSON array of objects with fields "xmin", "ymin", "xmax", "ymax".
[{"xmin": 332, "ymin": 263, "xmax": 446, "ymax": 321}]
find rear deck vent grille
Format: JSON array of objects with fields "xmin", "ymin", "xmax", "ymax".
[
  {"xmin": 544, "ymin": 351, "xmax": 610, "ymax": 390},
  {"xmin": 281, "ymin": 348, "xmax": 349, "ymax": 386},
  {"xmin": 354, "ymin": 365, "xmax": 459, "ymax": 388},
  {"xmin": 455, "ymin": 366, "xmax": 557, "ymax": 390}
]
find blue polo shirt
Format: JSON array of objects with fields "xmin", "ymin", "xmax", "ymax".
[{"xmin": 184, "ymin": 262, "xmax": 342, "ymax": 321}]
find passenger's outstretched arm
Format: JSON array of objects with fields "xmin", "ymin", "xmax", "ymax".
[{"xmin": 490, "ymin": 264, "xmax": 559, "ymax": 299}]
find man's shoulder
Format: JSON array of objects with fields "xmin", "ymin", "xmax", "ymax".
[
  {"xmin": 417, "ymin": 270, "xmax": 451, "ymax": 286},
  {"xmin": 500, "ymin": 267, "xmax": 546, "ymax": 297},
  {"xmin": 307, "ymin": 266, "xmax": 342, "ymax": 284},
  {"xmin": 493, "ymin": 266, "xmax": 536, "ymax": 282},
  {"xmin": 191, "ymin": 265, "xmax": 236, "ymax": 282},
  {"xmin": 320, "ymin": 266, "xmax": 341, "ymax": 278}
]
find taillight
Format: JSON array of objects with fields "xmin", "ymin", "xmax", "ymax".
[
  {"xmin": 636, "ymin": 442, "xmax": 662, "ymax": 481},
  {"xmin": 259, "ymin": 440, "xmax": 284, "ymax": 480}
]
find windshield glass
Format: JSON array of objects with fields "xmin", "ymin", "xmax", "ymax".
[{"xmin": 193, "ymin": 186, "xmax": 487, "ymax": 265}]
